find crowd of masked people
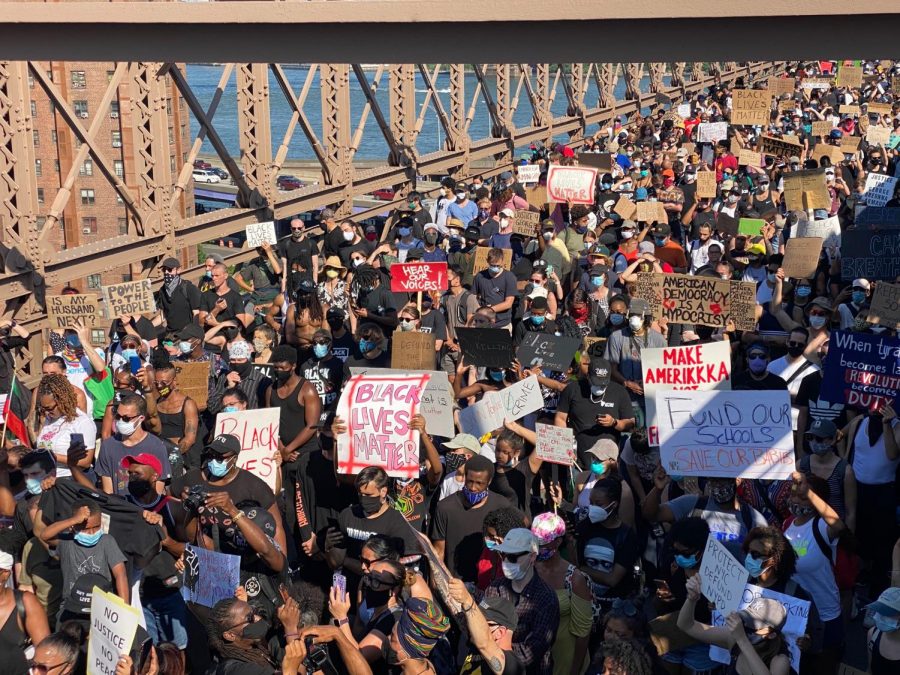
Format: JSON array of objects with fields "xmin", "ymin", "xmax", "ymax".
[{"xmin": 0, "ymin": 59, "xmax": 899, "ymax": 675}]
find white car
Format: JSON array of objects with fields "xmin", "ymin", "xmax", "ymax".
[{"xmin": 192, "ymin": 169, "xmax": 221, "ymax": 184}]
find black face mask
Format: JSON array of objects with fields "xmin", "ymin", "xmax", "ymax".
[
  {"xmin": 327, "ymin": 318, "xmax": 344, "ymax": 332},
  {"xmin": 359, "ymin": 494, "xmax": 383, "ymax": 516},
  {"xmin": 444, "ymin": 453, "xmax": 467, "ymax": 472},
  {"xmin": 127, "ymin": 479, "xmax": 154, "ymax": 500},
  {"xmin": 787, "ymin": 344, "xmax": 805, "ymax": 358},
  {"xmin": 231, "ymin": 362, "xmax": 252, "ymax": 378},
  {"xmin": 273, "ymin": 370, "xmax": 291, "ymax": 385},
  {"xmin": 240, "ymin": 618, "xmax": 270, "ymax": 641},
  {"xmin": 222, "ymin": 327, "xmax": 240, "ymax": 341},
  {"xmin": 7, "ymin": 470, "xmax": 22, "ymax": 487}
]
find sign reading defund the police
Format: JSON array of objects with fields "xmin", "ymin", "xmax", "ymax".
[
  {"xmin": 656, "ymin": 390, "xmax": 795, "ymax": 479},
  {"xmin": 87, "ymin": 587, "xmax": 141, "ymax": 675}
]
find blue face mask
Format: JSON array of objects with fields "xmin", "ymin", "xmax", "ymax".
[
  {"xmin": 484, "ymin": 538, "xmax": 499, "ymax": 551},
  {"xmin": 313, "ymin": 343, "xmax": 329, "ymax": 359},
  {"xmin": 874, "ymin": 613, "xmax": 900, "ymax": 633},
  {"xmin": 121, "ymin": 348, "xmax": 138, "ymax": 360},
  {"xmin": 796, "ymin": 286, "xmax": 812, "ymax": 298},
  {"xmin": 669, "ymin": 474, "xmax": 684, "ymax": 483},
  {"xmin": 462, "ymin": 485, "xmax": 489, "ymax": 505},
  {"xmin": 74, "ymin": 531, "xmax": 103, "ymax": 547},
  {"xmin": 179, "ymin": 341, "xmax": 193, "ymax": 354},
  {"xmin": 591, "ymin": 461, "xmax": 605, "ymax": 476},
  {"xmin": 207, "ymin": 458, "xmax": 231, "ymax": 478},
  {"xmin": 591, "ymin": 276, "xmax": 604, "ymax": 287},
  {"xmin": 488, "ymin": 265, "xmax": 502, "ymax": 275},
  {"xmin": 609, "ymin": 312, "xmax": 625, "ymax": 326},
  {"xmin": 654, "ymin": 237, "xmax": 666, "ymax": 247},
  {"xmin": 749, "ymin": 356, "xmax": 768, "ymax": 374},
  {"xmin": 531, "ymin": 315, "xmax": 545, "ymax": 326},
  {"xmin": 65, "ymin": 335, "xmax": 81, "ymax": 349},
  {"xmin": 744, "ymin": 553, "xmax": 768, "ymax": 579},
  {"xmin": 489, "ymin": 369, "xmax": 504, "ymax": 382},
  {"xmin": 398, "ymin": 227, "xmax": 411, "ymax": 237},
  {"xmin": 640, "ymin": 169, "xmax": 649, "ymax": 178},
  {"xmin": 601, "ymin": 182, "xmax": 613, "ymax": 190},
  {"xmin": 25, "ymin": 477, "xmax": 43, "ymax": 496},
  {"xmin": 359, "ymin": 339, "xmax": 375, "ymax": 354},
  {"xmin": 852, "ymin": 290, "xmax": 866, "ymax": 305},
  {"xmin": 222, "ymin": 405, "xmax": 238, "ymax": 413},
  {"xmin": 675, "ymin": 553, "xmax": 699, "ymax": 569}
]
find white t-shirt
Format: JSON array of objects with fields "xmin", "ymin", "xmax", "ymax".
[
  {"xmin": 57, "ymin": 348, "xmax": 106, "ymax": 418},
  {"xmin": 769, "ymin": 355, "xmax": 820, "ymax": 429},
  {"xmin": 35, "ymin": 409, "xmax": 97, "ymax": 478},
  {"xmin": 784, "ymin": 516, "xmax": 841, "ymax": 621}
]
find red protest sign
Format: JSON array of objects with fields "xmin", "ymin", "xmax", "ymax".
[
  {"xmin": 546, "ymin": 165, "xmax": 598, "ymax": 205},
  {"xmin": 390, "ymin": 262, "xmax": 448, "ymax": 293}
]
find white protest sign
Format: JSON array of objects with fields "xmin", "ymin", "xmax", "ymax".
[
  {"xmin": 677, "ymin": 103, "xmax": 692, "ymax": 118},
  {"xmin": 546, "ymin": 164, "xmax": 598, "ymax": 204},
  {"xmin": 336, "ymin": 374, "xmax": 431, "ymax": 478},
  {"xmin": 699, "ymin": 535, "xmax": 749, "ymax": 614},
  {"xmin": 656, "ymin": 390, "xmax": 795, "ymax": 479},
  {"xmin": 87, "ymin": 587, "xmax": 141, "ymax": 675},
  {"xmin": 458, "ymin": 390, "xmax": 505, "ymax": 439},
  {"xmin": 535, "ymin": 423, "xmax": 575, "ymax": 465},
  {"xmin": 350, "ymin": 367, "xmax": 454, "ymax": 438},
  {"xmin": 497, "ymin": 375, "xmax": 544, "ymax": 422},
  {"xmin": 517, "ymin": 164, "xmax": 541, "ymax": 185},
  {"xmin": 697, "ymin": 122, "xmax": 728, "ymax": 143},
  {"xmin": 181, "ymin": 544, "xmax": 241, "ymax": 608},
  {"xmin": 215, "ymin": 408, "xmax": 280, "ymax": 492},
  {"xmin": 710, "ymin": 584, "xmax": 810, "ymax": 672},
  {"xmin": 642, "ymin": 341, "xmax": 732, "ymax": 446},
  {"xmin": 792, "ymin": 215, "xmax": 841, "ymax": 261},
  {"xmin": 863, "ymin": 172, "xmax": 898, "ymax": 208},
  {"xmin": 245, "ymin": 220, "xmax": 277, "ymax": 248}
]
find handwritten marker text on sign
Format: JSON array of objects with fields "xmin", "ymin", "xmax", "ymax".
[{"xmin": 390, "ymin": 262, "xmax": 449, "ymax": 293}]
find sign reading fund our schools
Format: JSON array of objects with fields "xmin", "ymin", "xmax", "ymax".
[
  {"xmin": 821, "ymin": 330, "xmax": 900, "ymax": 412},
  {"xmin": 336, "ymin": 374, "xmax": 430, "ymax": 478},
  {"xmin": 656, "ymin": 390, "xmax": 795, "ymax": 479}
]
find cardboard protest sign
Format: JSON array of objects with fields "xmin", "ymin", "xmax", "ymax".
[
  {"xmin": 635, "ymin": 200, "xmax": 668, "ymax": 225},
  {"xmin": 866, "ymin": 125, "xmax": 892, "ymax": 145},
  {"xmin": 710, "ymin": 584, "xmax": 810, "ymax": 673},
  {"xmin": 696, "ymin": 171, "xmax": 717, "ymax": 199},
  {"xmin": 546, "ymin": 165, "xmax": 598, "ymax": 205},
  {"xmin": 517, "ymin": 164, "xmax": 540, "ymax": 185},
  {"xmin": 351, "ymin": 367, "xmax": 453, "ymax": 438},
  {"xmin": 777, "ymin": 99, "xmax": 797, "ymax": 113},
  {"xmin": 759, "ymin": 134, "xmax": 803, "ymax": 157},
  {"xmin": 836, "ymin": 65, "xmax": 863, "ymax": 89},
  {"xmin": 87, "ymin": 587, "xmax": 141, "ymax": 675},
  {"xmin": 866, "ymin": 102, "xmax": 892, "ymax": 116},
  {"xmin": 656, "ymin": 389, "xmax": 795, "ymax": 479},
  {"xmin": 390, "ymin": 262, "xmax": 448, "ymax": 293},
  {"xmin": 575, "ymin": 152, "xmax": 613, "ymax": 171},
  {"xmin": 696, "ymin": 122, "xmax": 728, "ymax": 143},
  {"xmin": 714, "ymin": 212, "xmax": 738, "ymax": 237},
  {"xmin": 336, "ymin": 374, "xmax": 430, "ymax": 478},
  {"xmin": 736, "ymin": 148, "xmax": 761, "ymax": 167},
  {"xmin": 215, "ymin": 408, "xmax": 280, "ymax": 491},
  {"xmin": 456, "ymin": 327, "xmax": 514, "ymax": 368},
  {"xmin": 799, "ymin": 77, "xmax": 832, "ymax": 90},
  {"xmin": 391, "ymin": 331, "xmax": 436, "ymax": 371},
  {"xmin": 245, "ymin": 220, "xmax": 277, "ymax": 248},
  {"xmin": 472, "ymin": 246, "xmax": 512, "ymax": 274},
  {"xmin": 635, "ymin": 273, "xmax": 757, "ymax": 330},
  {"xmin": 782, "ymin": 169, "xmax": 830, "ymax": 211},
  {"xmin": 613, "ymin": 196, "xmax": 637, "ymax": 220},
  {"xmin": 181, "ymin": 544, "xmax": 241, "ymax": 608},
  {"xmin": 738, "ymin": 218, "xmax": 765, "ymax": 236},
  {"xmin": 173, "ymin": 360, "xmax": 210, "ymax": 410},
  {"xmin": 840, "ymin": 135, "xmax": 861, "ymax": 153},
  {"xmin": 840, "ymin": 230, "xmax": 900, "ymax": 281},
  {"xmin": 869, "ymin": 282, "xmax": 900, "ymax": 330},
  {"xmin": 811, "ymin": 121, "xmax": 833, "ymax": 137},
  {"xmin": 516, "ymin": 332, "xmax": 582, "ymax": 372},
  {"xmin": 699, "ymin": 535, "xmax": 749, "ymax": 614},
  {"xmin": 839, "ymin": 104, "xmax": 860, "ymax": 115},
  {"xmin": 768, "ymin": 77, "xmax": 796, "ymax": 96},
  {"xmin": 782, "ymin": 237, "xmax": 823, "ymax": 279},
  {"xmin": 102, "ymin": 279, "xmax": 156, "ymax": 317},
  {"xmin": 731, "ymin": 89, "xmax": 772, "ymax": 126},
  {"xmin": 458, "ymin": 391, "xmax": 505, "ymax": 438},
  {"xmin": 535, "ymin": 423, "xmax": 575, "ymax": 465},
  {"xmin": 641, "ymin": 341, "xmax": 732, "ymax": 446},
  {"xmin": 812, "ymin": 142, "xmax": 844, "ymax": 165},
  {"xmin": 821, "ymin": 330, "xmax": 900, "ymax": 412},
  {"xmin": 47, "ymin": 293, "xmax": 100, "ymax": 329},
  {"xmin": 497, "ymin": 375, "xmax": 544, "ymax": 422},
  {"xmin": 512, "ymin": 210, "xmax": 541, "ymax": 237},
  {"xmin": 863, "ymin": 172, "xmax": 898, "ymax": 208},
  {"xmin": 525, "ymin": 185, "xmax": 548, "ymax": 209}
]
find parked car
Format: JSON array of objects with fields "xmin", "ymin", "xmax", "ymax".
[
  {"xmin": 193, "ymin": 159, "xmax": 212, "ymax": 170},
  {"xmin": 210, "ymin": 167, "xmax": 229, "ymax": 180},
  {"xmin": 372, "ymin": 187, "xmax": 396, "ymax": 200},
  {"xmin": 192, "ymin": 169, "xmax": 221, "ymax": 184},
  {"xmin": 277, "ymin": 175, "xmax": 304, "ymax": 190}
]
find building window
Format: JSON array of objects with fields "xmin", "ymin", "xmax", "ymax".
[
  {"xmin": 54, "ymin": 160, "xmax": 60, "ymax": 173},
  {"xmin": 121, "ymin": 272, "xmax": 132, "ymax": 282},
  {"xmin": 34, "ymin": 159, "xmax": 41, "ymax": 176},
  {"xmin": 70, "ymin": 71, "xmax": 86, "ymax": 89},
  {"xmin": 114, "ymin": 160, "xmax": 124, "ymax": 178},
  {"xmin": 170, "ymin": 157, "xmax": 175, "ymax": 173},
  {"xmin": 80, "ymin": 189, "xmax": 95, "ymax": 205},
  {"xmin": 79, "ymin": 159, "xmax": 93, "ymax": 177},
  {"xmin": 87, "ymin": 273, "xmax": 102, "ymax": 289},
  {"xmin": 168, "ymin": 127, "xmax": 174, "ymax": 144},
  {"xmin": 30, "ymin": 101, "xmax": 36, "ymax": 117},
  {"xmin": 73, "ymin": 100, "xmax": 88, "ymax": 118},
  {"xmin": 28, "ymin": 73, "xmax": 33, "ymax": 88},
  {"xmin": 167, "ymin": 98, "xmax": 173, "ymax": 116},
  {"xmin": 106, "ymin": 70, "xmax": 115, "ymax": 83},
  {"xmin": 111, "ymin": 130, "xmax": 122, "ymax": 148},
  {"xmin": 110, "ymin": 101, "xmax": 119, "ymax": 117},
  {"xmin": 51, "ymin": 130, "xmax": 57, "ymax": 143},
  {"xmin": 82, "ymin": 217, "xmax": 97, "ymax": 234},
  {"xmin": 37, "ymin": 188, "xmax": 44, "ymax": 204},
  {"xmin": 46, "ymin": 70, "xmax": 53, "ymax": 82},
  {"xmin": 117, "ymin": 217, "xmax": 128, "ymax": 235},
  {"xmin": 116, "ymin": 193, "xmax": 123, "ymax": 205},
  {"xmin": 32, "ymin": 130, "xmax": 39, "ymax": 147},
  {"xmin": 91, "ymin": 329, "xmax": 106, "ymax": 345}
]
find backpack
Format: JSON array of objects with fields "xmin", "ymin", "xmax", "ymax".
[{"xmin": 441, "ymin": 290, "xmax": 473, "ymax": 327}]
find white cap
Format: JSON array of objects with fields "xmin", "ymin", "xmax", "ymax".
[
  {"xmin": 496, "ymin": 528, "xmax": 538, "ymax": 554},
  {"xmin": 852, "ymin": 278, "xmax": 870, "ymax": 290}
]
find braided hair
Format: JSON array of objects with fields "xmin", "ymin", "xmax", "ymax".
[
  {"xmin": 207, "ymin": 598, "xmax": 275, "ymax": 668},
  {"xmin": 349, "ymin": 265, "xmax": 381, "ymax": 304},
  {"xmin": 37, "ymin": 373, "xmax": 78, "ymax": 422}
]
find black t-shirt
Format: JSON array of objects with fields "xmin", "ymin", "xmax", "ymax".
[
  {"xmin": 490, "ymin": 459, "xmax": 537, "ymax": 518},
  {"xmin": 574, "ymin": 520, "xmax": 640, "ymax": 598},
  {"xmin": 358, "ymin": 285, "xmax": 398, "ymax": 327},
  {"xmin": 337, "ymin": 239, "xmax": 374, "ymax": 268},
  {"xmin": 300, "ymin": 355, "xmax": 343, "ymax": 414},
  {"xmin": 277, "ymin": 237, "xmax": 314, "ymax": 273},
  {"xmin": 200, "ymin": 288, "xmax": 246, "ymax": 324},
  {"xmin": 323, "ymin": 227, "xmax": 345, "ymax": 259},
  {"xmin": 157, "ymin": 281, "xmax": 202, "ymax": 331},
  {"xmin": 418, "ymin": 309, "xmax": 447, "ymax": 341},
  {"xmin": 342, "ymin": 351, "xmax": 392, "ymax": 382},
  {"xmin": 472, "ymin": 269, "xmax": 519, "ymax": 327},
  {"xmin": 392, "ymin": 478, "xmax": 437, "ymax": 533},
  {"xmin": 431, "ymin": 491, "xmax": 511, "ymax": 581},
  {"xmin": 337, "ymin": 504, "xmax": 421, "ymax": 561},
  {"xmin": 331, "ymin": 332, "xmax": 355, "ymax": 363},
  {"xmin": 732, "ymin": 371, "xmax": 788, "ymax": 391},
  {"xmin": 557, "ymin": 379, "xmax": 633, "ymax": 452},
  {"xmin": 461, "ymin": 649, "xmax": 526, "ymax": 675}
]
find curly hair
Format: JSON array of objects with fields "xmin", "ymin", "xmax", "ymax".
[
  {"xmin": 483, "ymin": 506, "xmax": 526, "ymax": 538},
  {"xmin": 598, "ymin": 638, "xmax": 654, "ymax": 675},
  {"xmin": 207, "ymin": 598, "xmax": 275, "ymax": 668},
  {"xmin": 37, "ymin": 373, "xmax": 78, "ymax": 422},
  {"xmin": 742, "ymin": 526, "xmax": 797, "ymax": 582}
]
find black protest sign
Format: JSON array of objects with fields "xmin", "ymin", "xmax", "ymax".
[
  {"xmin": 854, "ymin": 206, "xmax": 900, "ymax": 228},
  {"xmin": 516, "ymin": 332, "xmax": 582, "ymax": 372},
  {"xmin": 716, "ymin": 212, "xmax": 739, "ymax": 237},
  {"xmin": 840, "ymin": 229, "xmax": 900, "ymax": 281},
  {"xmin": 456, "ymin": 327, "xmax": 515, "ymax": 368}
]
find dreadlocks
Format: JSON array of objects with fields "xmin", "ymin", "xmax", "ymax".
[
  {"xmin": 294, "ymin": 286, "xmax": 324, "ymax": 324},
  {"xmin": 37, "ymin": 373, "xmax": 78, "ymax": 423},
  {"xmin": 349, "ymin": 265, "xmax": 381, "ymax": 304},
  {"xmin": 207, "ymin": 598, "xmax": 275, "ymax": 668}
]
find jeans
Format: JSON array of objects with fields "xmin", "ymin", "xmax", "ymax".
[{"xmin": 143, "ymin": 591, "xmax": 189, "ymax": 649}]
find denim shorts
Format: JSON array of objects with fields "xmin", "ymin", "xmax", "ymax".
[{"xmin": 142, "ymin": 592, "xmax": 189, "ymax": 649}]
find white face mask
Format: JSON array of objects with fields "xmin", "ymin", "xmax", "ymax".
[
  {"xmin": 115, "ymin": 417, "xmax": 141, "ymax": 437},
  {"xmin": 499, "ymin": 218, "xmax": 510, "ymax": 229},
  {"xmin": 456, "ymin": 192, "xmax": 467, "ymax": 201},
  {"xmin": 621, "ymin": 230, "xmax": 635, "ymax": 240},
  {"xmin": 501, "ymin": 558, "xmax": 530, "ymax": 581},
  {"xmin": 629, "ymin": 315, "xmax": 644, "ymax": 331},
  {"xmin": 342, "ymin": 230, "xmax": 354, "ymax": 242}
]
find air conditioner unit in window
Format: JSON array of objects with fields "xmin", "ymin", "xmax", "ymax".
[
  {"xmin": 112, "ymin": 142, "xmax": 122, "ymax": 148},
  {"xmin": 78, "ymin": 112, "xmax": 88, "ymax": 119},
  {"xmin": 82, "ymin": 227, "xmax": 92, "ymax": 234},
  {"xmin": 110, "ymin": 112, "xmax": 119, "ymax": 119}
]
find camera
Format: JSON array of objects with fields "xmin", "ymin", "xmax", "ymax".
[
  {"xmin": 303, "ymin": 637, "xmax": 331, "ymax": 672},
  {"xmin": 183, "ymin": 485, "xmax": 209, "ymax": 513}
]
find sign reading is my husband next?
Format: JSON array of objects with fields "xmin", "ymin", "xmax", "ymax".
[
  {"xmin": 656, "ymin": 390, "xmax": 795, "ymax": 479},
  {"xmin": 336, "ymin": 374, "xmax": 430, "ymax": 478}
]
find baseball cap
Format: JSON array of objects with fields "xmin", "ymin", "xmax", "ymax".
[
  {"xmin": 498, "ymin": 207, "xmax": 515, "ymax": 218},
  {"xmin": 225, "ymin": 506, "xmax": 277, "ymax": 546},
  {"xmin": 620, "ymin": 220, "xmax": 637, "ymax": 231},
  {"xmin": 424, "ymin": 222, "xmax": 439, "ymax": 232},
  {"xmin": 651, "ymin": 222, "xmax": 672, "ymax": 237},
  {"xmin": 635, "ymin": 187, "xmax": 649, "ymax": 201},
  {"xmin": 499, "ymin": 171, "xmax": 513, "ymax": 181},
  {"xmin": 809, "ymin": 297, "xmax": 833, "ymax": 312},
  {"xmin": 789, "ymin": 155, "xmax": 801, "ymax": 164},
  {"xmin": 747, "ymin": 341, "xmax": 770, "ymax": 357},
  {"xmin": 121, "ymin": 453, "xmax": 163, "ymax": 475},
  {"xmin": 205, "ymin": 434, "xmax": 241, "ymax": 456},
  {"xmin": 228, "ymin": 341, "xmax": 253, "ymax": 361},
  {"xmin": 161, "ymin": 257, "xmax": 181, "ymax": 269},
  {"xmin": 588, "ymin": 356, "xmax": 612, "ymax": 389},
  {"xmin": 464, "ymin": 226, "xmax": 481, "ymax": 241},
  {"xmin": 638, "ymin": 240, "xmax": 655, "ymax": 255},
  {"xmin": 805, "ymin": 419, "xmax": 837, "ymax": 438},
  {"xmin": 530, "ymin": 296, "xmax": 549, "ymax": 311},
  {"xmin": 64, "ymin": 574, "xmax": 112, "ymax": 616},
  {"xmin": 177, "ymin": 323, "xmax": 204, "ymax": 341},
  {"xmin": 867, "ymin": 587, "xmax": 900, "ymax": 618},
  {"xmin": 747, "ymin": 243, "xmax": 767, "ymax": 256},
  {"xmin": 739, "ymin": 598, "xmax": 787, "ymax": 632},
  {"xmin": 478, "ymin": 597, "xmax": 518, "ymax": 630},
  {"xmin": 443, "ymin": 433, "xmax": 481, "ymax": 456},
  {"xmin": 630, "ymin": 298, "xmax": 651, "ymax": 316},
  {"xmin": 586, "ymin": 438, "xmax": 618, "ymax": 463},
  {"xmin": 496, "ymin": 528, "xmax": 538, "ymax": 554},
  {"xmin": 405, "ymin": 248, "xmax": 424, "ymax": 261},
  {"xmin": 852, "ymin": 278, "xmax": 871, "ymax": 290},
  {"xmin": 541, "ymin": 220, "xmax": 556, "ymax": 233}
]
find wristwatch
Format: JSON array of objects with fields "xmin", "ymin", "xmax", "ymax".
[{"xmin": 331, "ymin": 617, "xmax": 349, "ymax": 627}]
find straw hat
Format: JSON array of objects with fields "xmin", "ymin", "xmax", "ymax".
[{"xmin": 323, "ymin": 256, "xmax": 347, "ymax": 275}]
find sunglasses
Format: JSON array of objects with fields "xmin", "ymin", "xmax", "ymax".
[
  {"xmin": 499, "ymin": 551, "xmax": 528, "ymax": 563},
  {"xmin": 746, "ymin": 549, "xmax": 769, "ymax": 560},
  {"xmin": 226, "ymin": 610, "xmax": 256, "ymax": 632},
  {"xmin": 114, "ymin": 413, "xmax": 140, "ymax": 422},
  {"xmin": 28, "ymin": 662, "xmax": 68, "ymax": 675},
  {"xmin": 361, "ymin": 555, "xmax": 387, "ymax": 569},
  {"xmin": 786, "ymin": 341, "xmax": 806, "ymax": 349},
  {"xmin": 611, "ymin": 598, "xmax": 640, "ymax": 617}
]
